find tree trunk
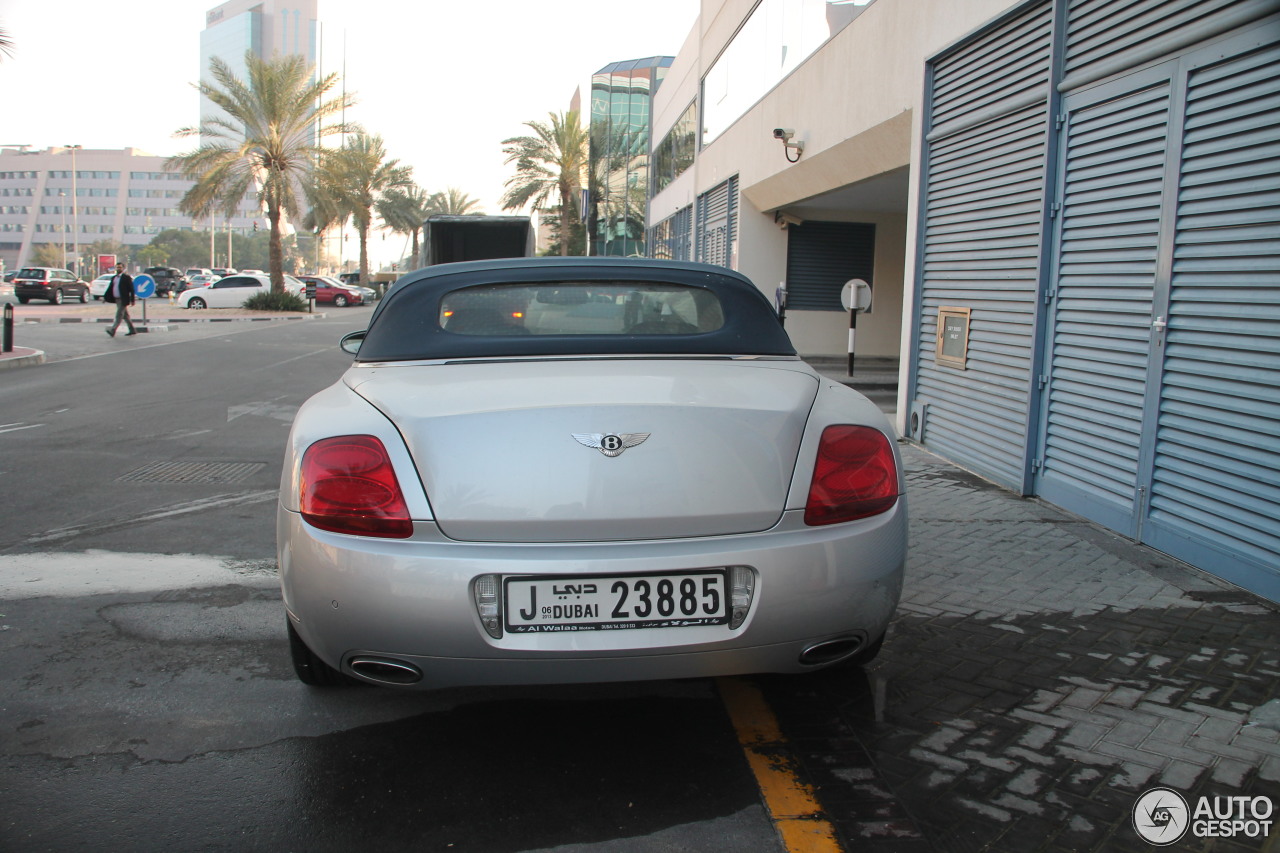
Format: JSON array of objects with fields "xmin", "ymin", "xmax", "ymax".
[
  {"xmin": 268, "ymin": 205, "xmax": 284, "ymax": 293},
  {"xmin": 358, "ymin": 220, "xmax": 370, "ymax": 284},
  {"xmin": 559, "ymin": 179, "xmax": 572, "ymax": 256}
]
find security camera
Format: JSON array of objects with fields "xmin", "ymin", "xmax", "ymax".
[{"xmin": 773, "ymin": 128, "xmax": 794, "ymax": 140}]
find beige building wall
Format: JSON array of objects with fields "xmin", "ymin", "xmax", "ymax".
[{"xmin": 650, "ymin": 0, "xmax": 1019, "ymax": 359}]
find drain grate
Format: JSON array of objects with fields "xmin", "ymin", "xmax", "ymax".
[{"xmin": 117, "ymin": 461, "xmax": 268, "ymax": 484}]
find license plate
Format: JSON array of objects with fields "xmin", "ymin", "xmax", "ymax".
[{"xmin": 504, "ymin": 571, "xmax": 730, "ymax": 633}]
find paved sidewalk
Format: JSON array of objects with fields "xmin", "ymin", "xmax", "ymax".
[
  {"xmin": 0, "ymin": 302, "xmax": 332, "ymax": 369},
  {"xmin": 757, "ymin": 444, "xmax": 1279, "ymax": 853},
  {"xmin": 3, "ymin": 301, "xmax": 321, "ymax": 324}
]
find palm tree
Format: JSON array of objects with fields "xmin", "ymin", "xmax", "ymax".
[
  {"xmin": 427, "ymin": 187, "xmax": 483, "ymax": 216},
  {"xmin": 501, "ymin": 110, "xmax": 588, "ymax": 255},
  {"xmin": 0, "ymin": 26, "xmax": 14, "ymax": 60},
  {"xmin": 317, "ymin": 133, "xmax": 414, "ymax": 283},
  {"xmin": 302, "ymin": 179, "xmax": 346, "ymax": 273},
  {"xmin": 376, "ymin": 186, "xmax": 431, "ymax": 270},
  {"xmin": 167, "ymin": 52, "xmax": 352, "ymax": 293}
]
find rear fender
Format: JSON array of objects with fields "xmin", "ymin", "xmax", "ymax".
[
  {"xmin": 278, "ymin": 376, "xmax": 434, "ymax": 519},
  {"xmin": 785, "ymin": 380, "xmax": 904, "ymax": 512}
]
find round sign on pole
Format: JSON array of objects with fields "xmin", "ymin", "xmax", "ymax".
[
  {"xmin": 840, "ymin": 279, "xmax": 872, "ymax": 313},
  {"xmin": 133, "ymin": 274, "xmax": 156, "ymax": 300}
]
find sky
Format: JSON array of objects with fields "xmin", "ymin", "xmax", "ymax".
[{"xmin": 0, "ymin": 0, "xmax": 698, "ymax": 264}]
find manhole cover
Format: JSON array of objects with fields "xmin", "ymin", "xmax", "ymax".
[{"xmin": 117, "ymin": 461, "xmax": 268, "ymax": 484}]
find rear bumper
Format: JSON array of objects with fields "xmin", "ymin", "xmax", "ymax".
[{"xmin": 278, "ymin": 500, "xmax": 907, "ymax": 689}]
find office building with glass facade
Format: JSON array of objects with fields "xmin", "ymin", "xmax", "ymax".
[
  {"xmin": 200, "ymin": 0, "xmax": 319, "ymax": 134},
  {"xmin": 589, "ymin": 56, "xmax": 672, "ymax": 257}
]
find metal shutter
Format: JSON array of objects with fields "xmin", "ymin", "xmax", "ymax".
[
  {"xmin": 1062, "ymin": 0, "xmax": 1279, "ymax": 91},
  {"xmin": 1143, "ymin": 40, "xmax": 1280, "ymax": 592},
  {"xmin": 696, "ymin": 176, "xmax": 737, "ymax": 269},
  {"xmin": 1036, "ymin": 76, "xmax": 1173, "ymax": 535},
  {"xmin": 785, "ymin": 222, "xmax": 875, "ymax": 311},
  {"xmin": 648, "ymin": 205, "xmax": 692, "ymax": 261},
  {"xmin": 909, "ymin": 0, "xmax": 1054, "ymax": 490},
  {"xmin": 671, "ymin": 205, "xmax": 692, "ymax": 261}
]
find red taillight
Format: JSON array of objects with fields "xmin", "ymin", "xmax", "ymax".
[
  {"xmin": 300, "ymin": 435, "xmax": 413, "ymax": 538},
  {"xmin": 804, "ymin": 425, "xmax": 900, "ymax": 526}
]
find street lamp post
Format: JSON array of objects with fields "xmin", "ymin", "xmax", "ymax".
[
  {"xmin": 59, "ymin": 191, "xmax": 67, "ymax": 267},
  {"xmin": 66, "ymin": 145, "xmax": 81, "ymax": 275}
]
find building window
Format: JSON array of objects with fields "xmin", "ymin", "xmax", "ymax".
[
  {"xmin": 652, "ymin": 101, "xmax": 697, "ymax": 195},
  {"xmin": 701, "ymin": 0, "xmax": 877, "ymax": 145}
]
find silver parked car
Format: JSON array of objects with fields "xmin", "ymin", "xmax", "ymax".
[{"xmin": 278, "ymin": 257, "xmax": 907, "ymax": 689}]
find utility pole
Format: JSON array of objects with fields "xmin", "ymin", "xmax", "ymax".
[{"xmin": 67, "ymin": 145, "xmax": 81, "ymax": 275}]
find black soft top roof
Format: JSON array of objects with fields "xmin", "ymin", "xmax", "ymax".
[{"xmin": 355, "ymin": 257, "xmax": 796, "ymax": 362}]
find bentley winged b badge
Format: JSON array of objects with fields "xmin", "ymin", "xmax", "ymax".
[{"xmin": 572, "ymin": 432, "xmax": 651, "ymax": 457}]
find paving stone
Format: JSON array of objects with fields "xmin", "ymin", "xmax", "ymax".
[{"xmin": 756, "ymin": 446, "xmax": 1280, "ymax": 853}]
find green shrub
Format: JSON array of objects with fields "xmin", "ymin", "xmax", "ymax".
[{"xmin": 244, "ymin": 290, "xmax": 309, "ymax": 312}]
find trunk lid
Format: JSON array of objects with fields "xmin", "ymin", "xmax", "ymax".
[{"xmin": 347, "ymin": 359, "xmax": 819, "ymax": 542}]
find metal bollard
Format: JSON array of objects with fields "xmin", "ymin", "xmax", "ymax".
[{"xmin": 2, "ymin": 303, "xmax": 12, "ymax": 353}]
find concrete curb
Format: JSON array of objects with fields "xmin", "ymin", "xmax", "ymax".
[
  {"xmin": 0, "ymin": 347, "xmax": 46, "ymax": 370},
  {"xmin": 12, "ymin": 314, "xmax": 325, "ymax": 324}
]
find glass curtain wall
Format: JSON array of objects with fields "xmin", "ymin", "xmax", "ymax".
[{"xmin": 590, "ymin": 56, "xmax": 672, "ymax": 257}]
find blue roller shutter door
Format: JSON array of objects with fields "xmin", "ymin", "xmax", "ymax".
[
  {"xmin": 1038, "ymin": 30, "xmax": 1280, "ymax": 599},
  {"xmin": 910, "ymin": 0, "xmax": 1054, "ymax": 490},
  {"xmin": 1036, "ymin": 73, "xmax": 1172, "ymax": 536},
  {"xmin": 1143, "ymin": 39, "xmax": 1280, "ymax": 597}
]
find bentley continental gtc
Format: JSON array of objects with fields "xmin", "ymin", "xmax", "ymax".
[{"xmin": 278, "ymin": 257, "xmax": 907, "ymax": 689}]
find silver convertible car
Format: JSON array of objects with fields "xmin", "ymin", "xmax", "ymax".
[{"xmin": 278, "ymin": 257, "xmax": 907, "ymax": 689}]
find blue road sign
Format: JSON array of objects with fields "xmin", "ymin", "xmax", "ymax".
[{"xmin": 133, "ymin": 274, "xmax": 156, "ymax": 299}]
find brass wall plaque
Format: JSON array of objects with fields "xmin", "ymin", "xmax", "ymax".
[{"xmin": 936, "ymin": 306, "xmax": 970, "ymax": 369}]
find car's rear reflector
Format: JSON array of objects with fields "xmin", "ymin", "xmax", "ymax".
[
  {"xmin": 804, "ymin": 425, "xmax": 899, "ymax": 526},
  {"xmin": 300, "ymin": 435, "xmax": 413, "ymax": 538}
]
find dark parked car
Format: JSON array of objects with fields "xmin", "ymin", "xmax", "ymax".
[
  {"xmin": 13, "ymin": 267, "xmax": 89, "ymax": 304},
  {"xmin": 144, "ymin": 266, "xmax": 188, "ymax": 296}
]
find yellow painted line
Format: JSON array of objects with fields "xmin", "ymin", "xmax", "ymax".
[{"xmin": 718, "ymin": 677, "xmax": 843, "ymax": 853}]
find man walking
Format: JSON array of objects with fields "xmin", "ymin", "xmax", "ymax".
[{"xmin": 105, "ymin": 262, "xmax": 136, "ymax": 337}]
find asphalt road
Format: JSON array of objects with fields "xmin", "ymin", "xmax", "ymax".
[{"xmin": 0, "ymin": 311, "xmax": 781, "ymax": 852}]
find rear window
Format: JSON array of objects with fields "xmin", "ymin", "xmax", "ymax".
[
  {"xmin": 439, "ymin": 282, "xmax": 725, "ymax": 337},
  {"xmin": 356, "ymin": 260, "xmax": 796, "ymax": 362},
  {"xmin": 17, "ymin": 268, "xmax": 47, "ymax": 279}
]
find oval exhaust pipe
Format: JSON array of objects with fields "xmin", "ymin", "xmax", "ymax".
[
  {"xmin": 348, "ymin": 656, "xmax": 423, "ymax": 685},
  {"xmin": 799, "ymin": 636, "xmax": 864, "ymax": 666}
]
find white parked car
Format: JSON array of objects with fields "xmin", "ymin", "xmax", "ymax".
[
  {"xmin": 89, "ymin": 273, "xmax": 114, "ymax": 300},
  {"xmin": 278, "ymin": 257, "xmax": 907, "ymax": 690},
  {"xmin": 178, "ymin": 273, "xmax": 271, "ymax": 309}
]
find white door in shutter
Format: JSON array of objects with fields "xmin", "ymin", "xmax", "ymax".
[{"xmin": 1036, "ymin": 69, "xmax": 1175, "ymax": 537}]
